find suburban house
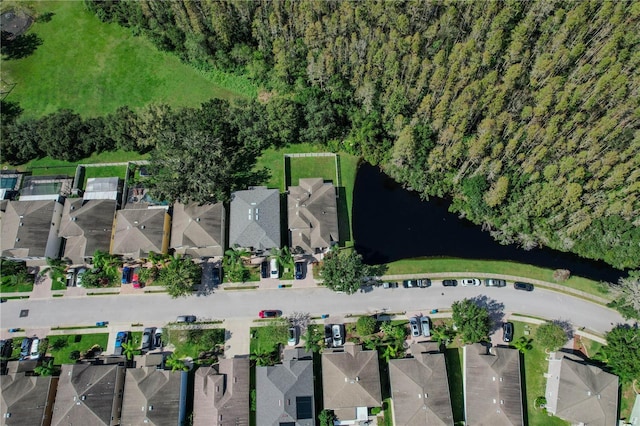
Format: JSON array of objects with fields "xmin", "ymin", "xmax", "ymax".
[
  {"xmin": 193, "ymin": 357, "xmax": 250, "ymax": 426},
  {"xmin": 287, "ymin": 178, "xmax": 339, "ymax": 254},
  {"xmin": 51, "ymin": 364, "xmax": 126, "ymax": 426},
  {"xmin": 1, "ymin": 362, "xmax": 59, "ymax": 426},
  {"xmin": 463, "ymin": 344, "xmax": 524, "ymax": 426},
  {"xmin": 545, "ymin": 351, "xmax": 619, "ymax": 426},
  {"xmin": 229, "ymin": 187, "xmax": 280, "ymax": 253},
  {"xmin": 110, "ymin": 208, "xmax": 170, "ymax": 259},
  {"xmin": 120, "ymin": 368, "xmax": 187, "ymax": 426},
  {"xmin": 389, "ymin": 342, "xmax": 454, "ymax": 426},
  {"xmin": 170, "ymin": 202, "xmax": 225, "ymax": 258},
  {"xmin": 257, "ymin": 348, "xmax": 315, "ymax": 426},
  {"xmin": 82, "ymin": 177, "xmax": 122, "ymax": 203},
  {"xmin": 58, "ymin": 198, "xmax": 117, "ymax": 264},
  {"xmin": 0, "ymin": 199, "xmax": 64, "ymax": 260},
  {"xmin": 322, "ymin": 343, "xmax": 382, "ymax": 424}
]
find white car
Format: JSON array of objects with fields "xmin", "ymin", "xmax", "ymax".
[
  {"xmin": 270, "ymin": 258, "xmax": 279, "ymax": 279},
  {"xmin": 29, "ymin": 338, "xmax": 40, "ymax": 360},
  {"xmin": 460, "ymin": 278, "xmax": 481, "ymax": 286}
]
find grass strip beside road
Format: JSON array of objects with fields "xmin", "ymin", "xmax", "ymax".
[{"xmin": 385, "ymin": 258, "xmax": 609, "ymax": 298}]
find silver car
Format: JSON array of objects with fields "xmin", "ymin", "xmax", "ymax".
[
  {"xmin": 421, "ymin": 316, "xmax": 431, "ymax": 337},
  {"xmin": 410, "ymin": 317, "xmax": 421, "ymax": 338}
]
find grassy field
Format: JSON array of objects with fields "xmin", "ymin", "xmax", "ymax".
[
  {"xmin": 287, "ymin": 155, "xmax": 338, "ymax": 187},
  {"xmin": 165, "ymin": 327, "xmax": 225, "ymax": 360},
  {"xmin": 1, "ymin": 1, "xmax": 254, "ymax": 119},
  {"xmin": 83, "ymin": 165, "xmax": 128, "ymax": 188},
  {"xmin": 385, "ymin": 258, "xmax": 608, "ymax": 298},
  {"xmin": 0, "ymin": 277, "xmax": 34, "ymax": 293},
  {"xmin": 249, "ymin": 322, "xmax": 288, "ymax": 354},
  {"xmin": 47, "ymin": 333, "xmax": 109, "ymax": 364}
]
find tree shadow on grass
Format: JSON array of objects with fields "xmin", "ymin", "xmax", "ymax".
[{"xmin": 1, "ymin": 31, "xmax": 43, "ymax": 59}]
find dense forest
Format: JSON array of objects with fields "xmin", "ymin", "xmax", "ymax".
[{"xmin": 3, "ymin": 0, "xmax": 639, "ymax": 270}]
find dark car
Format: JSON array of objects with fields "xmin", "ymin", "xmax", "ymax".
[
  {"xmin": 503, "ymin": 322, "xmax": 514, "ymax": 342},
  {"xmin": 212, "ymin": 267, "xmax": 221, "ymax": 285},
  {"xmin": 114, "ymin": 331, "xmax": 128, "ymax": 355},
  {"xmin": 294, "ymin": 262, "xmax": 304, "ymax": 280},
  {"xmin": 19, "ymin": 338, "xmax": 32, "ymax": 359},
  {"xmin": 176, "ymin": 315, "xmax": 197, "ymax": 323},
  {"xmin": 154, "ymin": 328, "xmax": 163, "ymax": 348},
  {"xmin": 485, "ymin": 278, "xmax": 507, "ymax": 287},
  {"xmin": 514, "ymin": 281, "xmax": 534, "ymax": 291},
  {"xmin": 259, "ymin": 310, "xmax": 282, "ymax": 319},
  {"xmin": 417, "ymin": 279, "xmax": 431, "ymax": 288},
  {"xmin": 403, "ymin": 280, "xmax": 418, "ymax": 288},
  {"xmin": 0, "ymin": 339, "xmax": 13, "ymax": 359},
  {"xmin": 121, "ymin": 266, "xmax": 131, "ymax": 284},
  {"xmin": 141, "ymin": 328, "xmax": 155, "ymax": 352},
  {"xmin": 324, "ymin": 325, "xmax": 333, "ymax": 347},
  {"xmin": 442, "ymin": 279, "xmax": 458, "ymax": 287},
  {"xmin": 383, "ymin": 282, "xmax": 399, "ymax": 289},
  {"xmin": 261, "ymin": 261, "xmax": 269, "ymax": 279}
]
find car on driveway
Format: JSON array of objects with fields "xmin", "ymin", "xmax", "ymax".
[
  {"xmin": 514, "ymin": 282, "xmax": 534, "ymax": 291},
  {"xmin": 176, "ymin": 315, "xmax": 197, "ymax": 323},
  {"xmin": 76, "ymin": 268, "xmax": 87, "ymax": 287},
  {"xmin": 114, "ymin": 331, "xmax": 128, "ymax": 355},
  {"xmin": 259, "ymin": 310, "xmax": 282, "ymax": 319},
  {"xmin": 141, "ymin": 328, "xmax": 155, "ymax": 352},
  {"xmin": 402, "ymin": 280, "xmax": 418, "ymax": 288},
  {"xmin": 261, "ymin": 261, "xmax": 269, "ymax": 279},
  {"xmin": 121, "ymin": 266, "xmax": 131, "ymax": 284},
  {"xmin": 0, "ymin": 339, "xmax": 13, "ymax": 359},
  {"xmin": 442, "ymin": 279, "xmax": 458, "ymax": 287},
  {"xmin": 211, "ymin": 267, "xmax": 221, "ymax": 285},
  {"xmin": 288, "ymin": 326, "xmax": 299, "ymax": 346},
  {"xmin": 294, "ymin": 262, "xmax": 304, "ymax": 280},
  {"xmin": 332, "ymin": 324, "xmax": 345, "ymax": 347},
  {"xmin": 503, "ymin": 322, "xmax": 514, "ymax": 342},
  {"xmin": 66, "ymin": 269, "xmax": 76, "ymax": 287},
  {"xmin": 421, "ymin": 316, "xmax": 431, "ymax": 337},
  {"xmin": 409, "ymin": 317, "xmax": 421, "ymax": 338},
  {"xmin": 131, "ymin": 268, "xmax": 141, "ymax": 288},
  {"xmin": 324, "ymin": 325, "xmax": 333, "ymax": 347},
  {"xmin": 417, "ymin": 279, "xmax": 431, "ymax": 288},
  {"xmin": 154, "ymin": 328, "xmax": 163, "ymax": 348},
  {"xmin": 29, "ymin": 338, "xmax": 40, "ymax": 360},
  {"xmin": 485, "ymin": 278, "xmax": 506, "ymax": 287},
  {"xmin": 19, "ymin": 338, "xmax": 32, "ymax": 359},
  {"xmin": 461, "ymin": 278, "xmax": 481, "ymax": 286},
  {"xmin": 270, "ymin": 258, "xmax": 279, "ymax": 279}
]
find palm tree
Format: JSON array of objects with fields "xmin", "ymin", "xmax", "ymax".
[
  {"xmin": 513, "ymin": 336, "xmax": 533, "ymax": 353},
  {"xmin": 431, "ymin": 324, "xmax": 456, "ymax": 346},
  {"xmin": 121, "ymin": 342, "xmax": 139, "ymax": 362},
  {"xmin": 381, "ymin": 343, "xmax": 400, "ymax": 362},
  {"xmin": 34, "ymin": 360, "xmax": 58, "ymax": 376},
  {"xmin": 92, "ymin": 250, "xmax": 121, "ymax": 277},
  {"xmin": 39, "ymin": 257, "xmax": 69, "ymax": 285},
  {"xmin": 271, "ymin": 246, "xmax": 294, "ymax": 270},
  {"xmin": 224, "ymin": 247, "xmax": 250, "ymax": 283},
  {"xmin": 166, "ymin": 354, "xmax": 189, "ymax": 372},
  {"xmin": 250, "ymin": 345, "xmax": 275, "ymax": 366}
]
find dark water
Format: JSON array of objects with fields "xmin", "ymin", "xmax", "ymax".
[{"xmin": 352, "ymin": 163, "xmax": 625, "ymax": 283}]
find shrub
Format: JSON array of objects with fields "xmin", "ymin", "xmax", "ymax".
[
  {"xmin": 356, "ymin": 316, "xmax": 377, "ymax": 336},
  {"xmin": 69, "ymin": 350, "xmax": 81, "ymax": 360},
  {"xmin": 553, "ymin": 269, "xmax": 571, "ymax": 282}
]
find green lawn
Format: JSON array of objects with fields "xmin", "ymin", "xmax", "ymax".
[
  {"xmin": 47, "ymin": 333, "xmax": 109, "ymax": 364},
  {"xmin": 287, "ymin": 155, "xmax": 338, "ymax": 187},
  {"xmin": 444, "ymin": 348, "xmax": 465, "ymax": 423},
  {"xmin": 50, "ymin": 278, "xmax": 66, "ymax": 291},
  {"xmin": 385, "ymin": 258, "xmax": 608, "ymax": 298},
  {"xmin": 165, "ymin": 327, "xmax": 225, "ymax": 361},
  {"xmin": 1, "ymin": 1, "xmax": 253, "ymax": 119},
  {"xmin": 83, "ymin": 165, "xmax": 128, "ymax": 188},
  {"xmin": 8, "ymin": 149, "xmax": 147, "ymax": 176},
  {"xmin": 0, "ymin": 277, "xmax": 34, "ymax": 293},
  {"xmin": 249, "ymin": 322, "xmax": 288, "ymax": 354}
]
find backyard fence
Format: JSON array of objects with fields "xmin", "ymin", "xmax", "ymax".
[{"xmin": 283, "ymin": 152, "xmax": 341, "ymax": 189}]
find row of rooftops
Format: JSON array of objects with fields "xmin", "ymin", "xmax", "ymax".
[
  {"xmin": 0, "ymin": 341, "xmax": 619, "ymax": 426},
  {"xmin": 0, "ymin": 177, "xmax": 339, "ymax": 263}
]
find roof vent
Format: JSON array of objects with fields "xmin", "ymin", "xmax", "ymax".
[
  {"xmin": 148, "ymin": 405, "xmax": 153, "ymax": 411},
  {"xmin": 18, "ymin": 222, "xmax": 23, "ymax": 226},
  {"xmin": 134, "ymin": 221, "xmax": 139, "ymax": 224},
  {"xmin": 71, "ymin": 217, "xmax": 77, "ymax": 222},
  {"xmin": 81, "ymin": 395, "xmax": 86, "ymax": 401},
  {"xmin": 140, "ymin": 225, "xmax": 145, "ymax": 229},
  {"xmin": 4, "ymin": 413, "xmax": 10, "ymax": 418},
  {"xmin": 15, "ymin": 238, "xmax": 19, "ymax": 242},
  {"xmin": 196, "ymin": 217, "xmax": 200, "ymax": 222}
]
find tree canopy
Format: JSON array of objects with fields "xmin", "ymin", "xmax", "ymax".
[
  {"xmin": 534, "ymin": 322, "xmax": 568, "ymax": 351},
  {"xmin": 320, "ymin": 248, "xmax": 369, "ymax": 295},
  {"xmin": 598, "ymin": 324, "xmax": 640, "ymax": 384},
  {"xmin": 155, "ymin": 255, "xmax": 202, "ymax": 298},
  {"xmin": 451, "ymin": 298, "xmax": 492, "ymax": 344}
]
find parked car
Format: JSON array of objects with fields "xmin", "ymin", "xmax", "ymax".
[
  {"xmin": 259, "ymin": 310, "xmax": 282, "ymax": 319},
  {"xmin": 29, "ymin": 338, "xmax": 40, "ymax": 360},
  {"xmin": 503, "ymin": 322, "xmax": 514, "ymax": 342},
  {"xmin": 421, "ymin": 316, "xmax": 431, "ymax": 337},
  {"xmin": 0, "ymin": 339, "xmax": 13, "ymax": 359},
  {"xmin": 332, "ymin": 324, "xmax": 345, "ymax": 347},
  {"xmin": 442, "ymin": 279, "xmax": 458, "ymax": 287},
  {"xmin": 324, "ymin": 325, "xmax": 333, "ymax": 347},
  {"xmin": 485, "ymin": 278, "xmax": 506, "ymax": 287},
  {"xmin": 261, "ymin": 261, "xmax": 269, "ymax": 279},
  {"xmin": 75, "ymin": 268, "xmax": 87, "ymax": 287},
  {"xmin": 114, "ymin": 331, "xmax": 128, "ymax": 355},
  {"xmin": 403, "ymin": 280, "xmax": 418, "ymax": 288},
  {"xmin": 154, "ymin": 328, "xmax": 163, "ymax": 348},
  {"xmin": 409, "ymin": 317, "xmax": 421, "ymax": 338},
  {"xmin": 383, "ymin": 282, "xmax": 399, "ymax": 289},
  {"xmin": 121, "ymin": 266, "xmax": 131, "ymax": 284},
  {"xmin": 131, "ymin": 268, "xmax": 141, "ymax": 288},
  {"xmin": 270, "ymin": 258, "xmax": 279, "ymax": 279},
  {"xmin": 461, "ymin": 278, "xmax": 481, "ymax": 286},
  {"xmin": 287, "ymin": 326, "xmax": 299, "ymax": 346},
  {"xmin": 141, "ymin": 328, "xmax": 155, "ymax": 352},
  {"xmin": 417, "ymin": 279, "xmax": 431, "ymax": 288},
  {"xmin": 19, "ymin": 338, "xmax": 32, "ymax": 359},
  {"xmin": 176, "ymin": 315, "xmax": 197, "ymax": 323},
  {"xmin": 211, "ymin": 267, "xmax": 221, "ymax": 285},
  {"xmin": 294, "ymin": 262, "xmax": 304, "ymax": 280},
  {"xmin": 514, "ymin": 281, "xmax": 534, "ymax": 291},
  {"xmin": 66, "ymin": 269, "xmax": 76, "ymax": 287}
]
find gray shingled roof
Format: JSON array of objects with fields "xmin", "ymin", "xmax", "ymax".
[
  {"xmin": 322, "ymin": 343, "xmax": 382, "ymax": 415},
  {"xmin": 0, "ymin": 200, "xmax": 62, "ymax": 258},
  {"xmin": 52, "ymin": 364, "xmax": 125, "ymax": 426},
  {"xmin": 170, "ymin": 202, "xmax": 225, "ymax": 258},
  {"xmin": 229, "ymin": 188, "xmax": 280, "ymax": 251},
  {"xmin": 121, "ymin": 368, "xmax": 185, "ymax": 426},
  {"xmin": 464, "ymin": 344, "xmax": 524, "ymax": 426},
  {"xmin": 287, "ymin": 178, "xmax": 339, "ymax": 253},
  {"xmin": 1, "ymin": 372, "xmax": 57, "ymax": 426},
  {"xmin": 193, "ymin": 358, "xmax": 250, "ymax": 426},
  {"xmin": 389, "ymin": 343, "xmax": 454, "ymax": 426},
  {"xmin": 545, "ymin": 351, "xmax": 619, "ymax": 426},
  {"xmin": 256, "ymin": 349, "xmax": 315, "ymax": 426},
  {"xmin": 58, "ymin": 199, "xmax": 116, "ymax": 264},
  {"xmin": 111, "ymin": 208, "xmax": 169, "ymax": 259}
]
